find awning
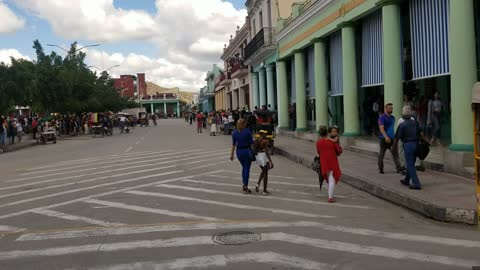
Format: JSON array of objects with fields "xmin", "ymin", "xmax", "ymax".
[
  {"xmin": 409, "ymin": 0, "xmax": 450, "ymax": 80},
  {"xmin": 361, "ymin": 11, "xmax": 383, "ymax": 87},
  {"xmin": 329, "ymin": 31, "xmax": 343, "ymax": 96}
]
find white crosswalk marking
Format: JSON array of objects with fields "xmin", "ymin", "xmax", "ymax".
[
  {"xmin": 30, "ymin": 209, "xmax": 125, "ymax": 227},
  {"xmin": 23, "ymin": 150, "xmax": 173, "ymax": 171},
  {"xmin": 208, "ymin": 174, "xmax": 319, "ymax": 188},
  {"xmin": 125, "ymin": 190, "xmax": 335, "ymax": 218},
  {"xmin": 81, "ymin": 252, "xmax": 331, "ymax": 270},
  {"xmin": 21, "ymin": 149, "xmax": 207, "ymax": 176},
  {"xmin": 85, "ymin": 199, "xmax": 221, "ymax": 221},
  {"xmin": 0, "ymin": 169, "xmax": 183, "ymax": 209},
  {"xmin": 3, "ymin": 233, "xmax": 479, "ymax": 267},
  {"xmin": 0, "ymin": 172, "xmax": 186, "ymax": 220},
  {"xmin": 0, "ymin": 225, "xmax": 25, "ymax": 233},
  {"xmin": 157, "ymin": 183, "xmax": 369, "ymax": 209},
  {"xmin": 9, "ymin": 149, "xmax": 228, "ymax": 183},
  {"xmin": 179, "ymin": 179, "xmax": 348, "ymax": 198}
]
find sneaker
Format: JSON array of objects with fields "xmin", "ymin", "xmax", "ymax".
[
  {"xmin": 262, "ymin": 191, "xmax": 271, "ymax": 196},
  {"xmin": 379, "ymin": 170, "xmax": 384, "ymax": 174},
  {"xmin": 327, "ymin": 198, "xmax": 335, "ymax": 203}
]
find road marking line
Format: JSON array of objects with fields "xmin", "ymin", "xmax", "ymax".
[
  {"xmin": 82, "ymin": 252, "xmax": 330, "ymax": 270},
  {"xmin": 188, "ymin": 161, "xmax": 231, "ymax": 170},
  {"xmin": 24, "ymin": 150, "xmax": 173, "ymax": 171},
  {"xmin": 263, "ymin": 233, "xmax": 480, "ymax": 268},
  {"xmin": 0, "ymin": 165, "xmax": 178, "ymax": 202},
  {"xmin": 0, "ymin": 170, "xmax": 223, "ymax": 220},
  {"xmin": 125, "ymin": 191, "xmax": 335, "ymax": 218},
  {"xmin": 0, "ymin": 225, "xmax": 25, "ymax": 233},
  {"xmin": 124, "ymin": 147, "xmax": 132, "ymax": 153},
  {"xmin": 30, "ymin": 209, "xmax": 125, "ymax": 227},
  {"xmin": 180, "ymin": 179, "xmax": 348, "ymax": 198},
  {"xmin": 208, "ymin": 174, "xmax": 319, "ymax": 188},
  {"xmin": 157, "ymin": 184, "xmax": 370, "ymax": 209},
  {"xmin": 220, "ymin": 169, "xmax": 314, "ymax": 180},
  {"xmin": 14, "ymin": 219, "xmax": 269, "ymax": 239},
  {"xmin": 0, "ymin": 151, "xmax": 228, "ymax": 194},
  {"xmin": 17, "ymin": 148, "xmax": 216, "ymax": 178},
  {"xmin": 4, "ymin": 233, "xmax": 480, "ymax": 267},
  {"xmin": 85, "ymin": 199, "xmax": 220, "ymax": 221},
  {"xmin": 0, "ymin": 171, "xmax": 183, "ymax": 219},
  {"xmin": 15, "ymin": 220, "xmax": 290, "ymax": 241}
]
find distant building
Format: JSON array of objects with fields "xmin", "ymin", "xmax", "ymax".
[{"xmin": 113, "ymin": 73, "xmax": 147, "ymax": 98}]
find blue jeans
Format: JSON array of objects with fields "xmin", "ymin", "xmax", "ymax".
[
  {"xmin": 0, "ymin": 132, "xmax": 5, "ymax": 146},
  {"xmin": 403, "ymin": 142, "xmax": 421, "ymax": 188},
  {"xmin": 236, "ymin": 148, "xmax": 251, "ymax": 187}
]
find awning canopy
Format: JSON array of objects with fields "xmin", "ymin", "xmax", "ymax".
[
  {"xmin": 361, "ymin": 11, "xmax": 383, "ymax": 87},
  {"xmin": 329, "ymin": 31, "xmax": 343, "ymax": 96}
]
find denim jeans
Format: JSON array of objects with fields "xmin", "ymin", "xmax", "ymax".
[
  {"xmin": 0, "ymin": 132, "xmax": 5, "ymax": 146},
  {"xmin": 236, "ymin": 148, "xmax": 251, "ymax": 187},
  {"xmin": 403, "ymin": 142, "xmax": 421, "ymax": 188}
]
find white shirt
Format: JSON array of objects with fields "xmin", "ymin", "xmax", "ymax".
[
  {"xmin": 119, "ymin": 117, "xmax": 126, "ymax": 122},
  {"xmin": 16, "ymin": 122, "xmax": 22, "ymax": 132},
  {"xmin": 228, "ymin": 115, "xmax": 234, "ymax": 123}
]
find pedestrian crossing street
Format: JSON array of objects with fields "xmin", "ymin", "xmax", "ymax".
[{"xmin": 0, "ymin": 149, "xmax": 479, "ymax": 269}]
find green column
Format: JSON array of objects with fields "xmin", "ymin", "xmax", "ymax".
[
  {"xmin": 295, "ymin": 50, "xmax": 307, "ymax": 131},
  {"xmin": 341, "ymin": 24, "xmax": 360, "ymax": 136},
  {"xmin": 314, "ymin": 39, "xmax": 329, "ymax": 131},
  {"xmin": 176, "ymin": 102, "xmax": 180, "ymax": 117},
  {"xmin": 252, "ymin": 72, "xmax": 260, "ymax": 109},
  {"xmin": 163, "ymin": 103, "xmax": 167, "ymax": 115},
  {"xmin": 276, "ymin": 60, "xmax": 289, "ymax": 129},
  {"xmin": 150, "ymin": 103, "xmax": 154, "ymax": 114},
  {"xmin": 380, "ymin": 1, "xmax": 403, "ymax": 124},
  {"xmin": 449, "ymin": 0, "xmax": 476, "ymax": 152},
  {"xmin": 266, "ymin": 65, "xmax": 275, "ymax": 108},
  {"xmin": 259, "ymin": 68, "xmax": 267, "ymax": 107}
]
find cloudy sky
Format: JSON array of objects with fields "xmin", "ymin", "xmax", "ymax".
[{"xmin": 0, "ymin": 0, "xmax": 247, "ymax": 92}]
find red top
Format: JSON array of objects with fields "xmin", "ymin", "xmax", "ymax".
[
  {"xmin": 196, "ymin": 114, "xmax": 203, "ymax": 128},
  {"xmin": 316, "ymin": 139, "xmax": 343, "ymax": 183}
]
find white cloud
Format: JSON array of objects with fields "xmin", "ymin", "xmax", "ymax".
[
  {"xmin": 0, "ymin": 48, "xmax": 30, "ymax": 65},
  {"xmin": 13, "ymin": 0, "xmax": 156, "ymax": 42},
  {"xmin": 0, "ymin": 0, "xmax": 25, "ymax": 33},
  {"xmin": 11, "ymin": 0, "xmax": 247, "ymax": 91},
  {"xmin": 85, "ymin": 49, "xmax": 206, "ymax": 92}
]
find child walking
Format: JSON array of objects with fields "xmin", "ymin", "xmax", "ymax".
[{"xmin": 254, "ymin": 130, "xmax": 274, "ymax": 195}]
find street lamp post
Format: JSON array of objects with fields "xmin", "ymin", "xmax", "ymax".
[
  {"xmin": 88, "ymin": 65, "xmax": 120, "ymax": 73},
  {"xmin": 47, "ymin": 43, "xmax": 100, "ymax": 53}
]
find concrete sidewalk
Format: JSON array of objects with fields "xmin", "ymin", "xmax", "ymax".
[{"xmin": 274, "ymin": 135, "xmax": 478, "ymax": 225}]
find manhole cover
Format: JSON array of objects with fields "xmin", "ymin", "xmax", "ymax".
[{"xmin": 212, "ymin": 231, "xmax": 261, "ymax": 245}]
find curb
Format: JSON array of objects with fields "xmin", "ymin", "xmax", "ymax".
[{"xmin": 275, "ymin": 145, "xmax": 478, "ymax": 225}]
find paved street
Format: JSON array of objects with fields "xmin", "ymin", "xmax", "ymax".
[{"xmin": 0, "ymin": 119, "xmax": 479, "ymax": 270}]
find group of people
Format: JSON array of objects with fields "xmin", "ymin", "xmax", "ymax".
[
  {"xmin": 230, "ymin": 119, "xmax": 274, "ymax": 195},
  {"xmin": 364, "ymin": 92, "xmax": 444, "ymax": 146},
  {"xmin": 0, "ymin": 116, "xmax": 28, "ymax": 148},
  {"xmin": 377, "ymin": 103, "xmax": 429, "ymax": 190}
]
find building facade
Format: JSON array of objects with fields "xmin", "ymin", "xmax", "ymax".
[
  {"xmin": 139, "ymin": 92, "xmax": 180, "ymax": 117},
  {"xmin": 219, "ymin": 19, "xmax": 251, "ymax": 111},
  {"xmin": 245, "ymin": 0, "xmax": 296, "ymax": 111},
  {"xmin": 273, "ymin": 0, "xmax": 477, "ymax": 157},
  {"xmin": 199, "ymin": 64, "xmax": 222, "ymax": 113},
  {"xmin": 113, "ymin": 73, "xmax": 147, "ymax": 99}
]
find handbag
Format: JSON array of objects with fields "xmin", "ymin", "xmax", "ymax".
[{"xmin": 416, "ymin": 141, "xmax": 430, "ymax": 160}]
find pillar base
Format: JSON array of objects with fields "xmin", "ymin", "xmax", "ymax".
[
  {"xmin": 448, "ymin": 144, "xmax": 474, "ymax": 152},
  {"xmin": 295, "ymin": 128, "xmax": 309, "ymax": 132},
  {"xmin": 444, "ymin": 149, "xmax": 474, "ymax": 177},
  {"xmin": 342, "ymin": 132, "xmax": 361, "ymax": 137}
]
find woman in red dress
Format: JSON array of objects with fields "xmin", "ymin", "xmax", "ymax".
[{"xmin": 316, "ymin": 126, "xmax": 343, "ymax": 203}]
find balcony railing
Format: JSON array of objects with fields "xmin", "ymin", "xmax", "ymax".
[
  {"xmin": 215, "ymin": 71, "xmax": 231, "ymax": 88},
  {"xmin": 244, "ymin": 27, "xmax": 274, "ymax": 61}
]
